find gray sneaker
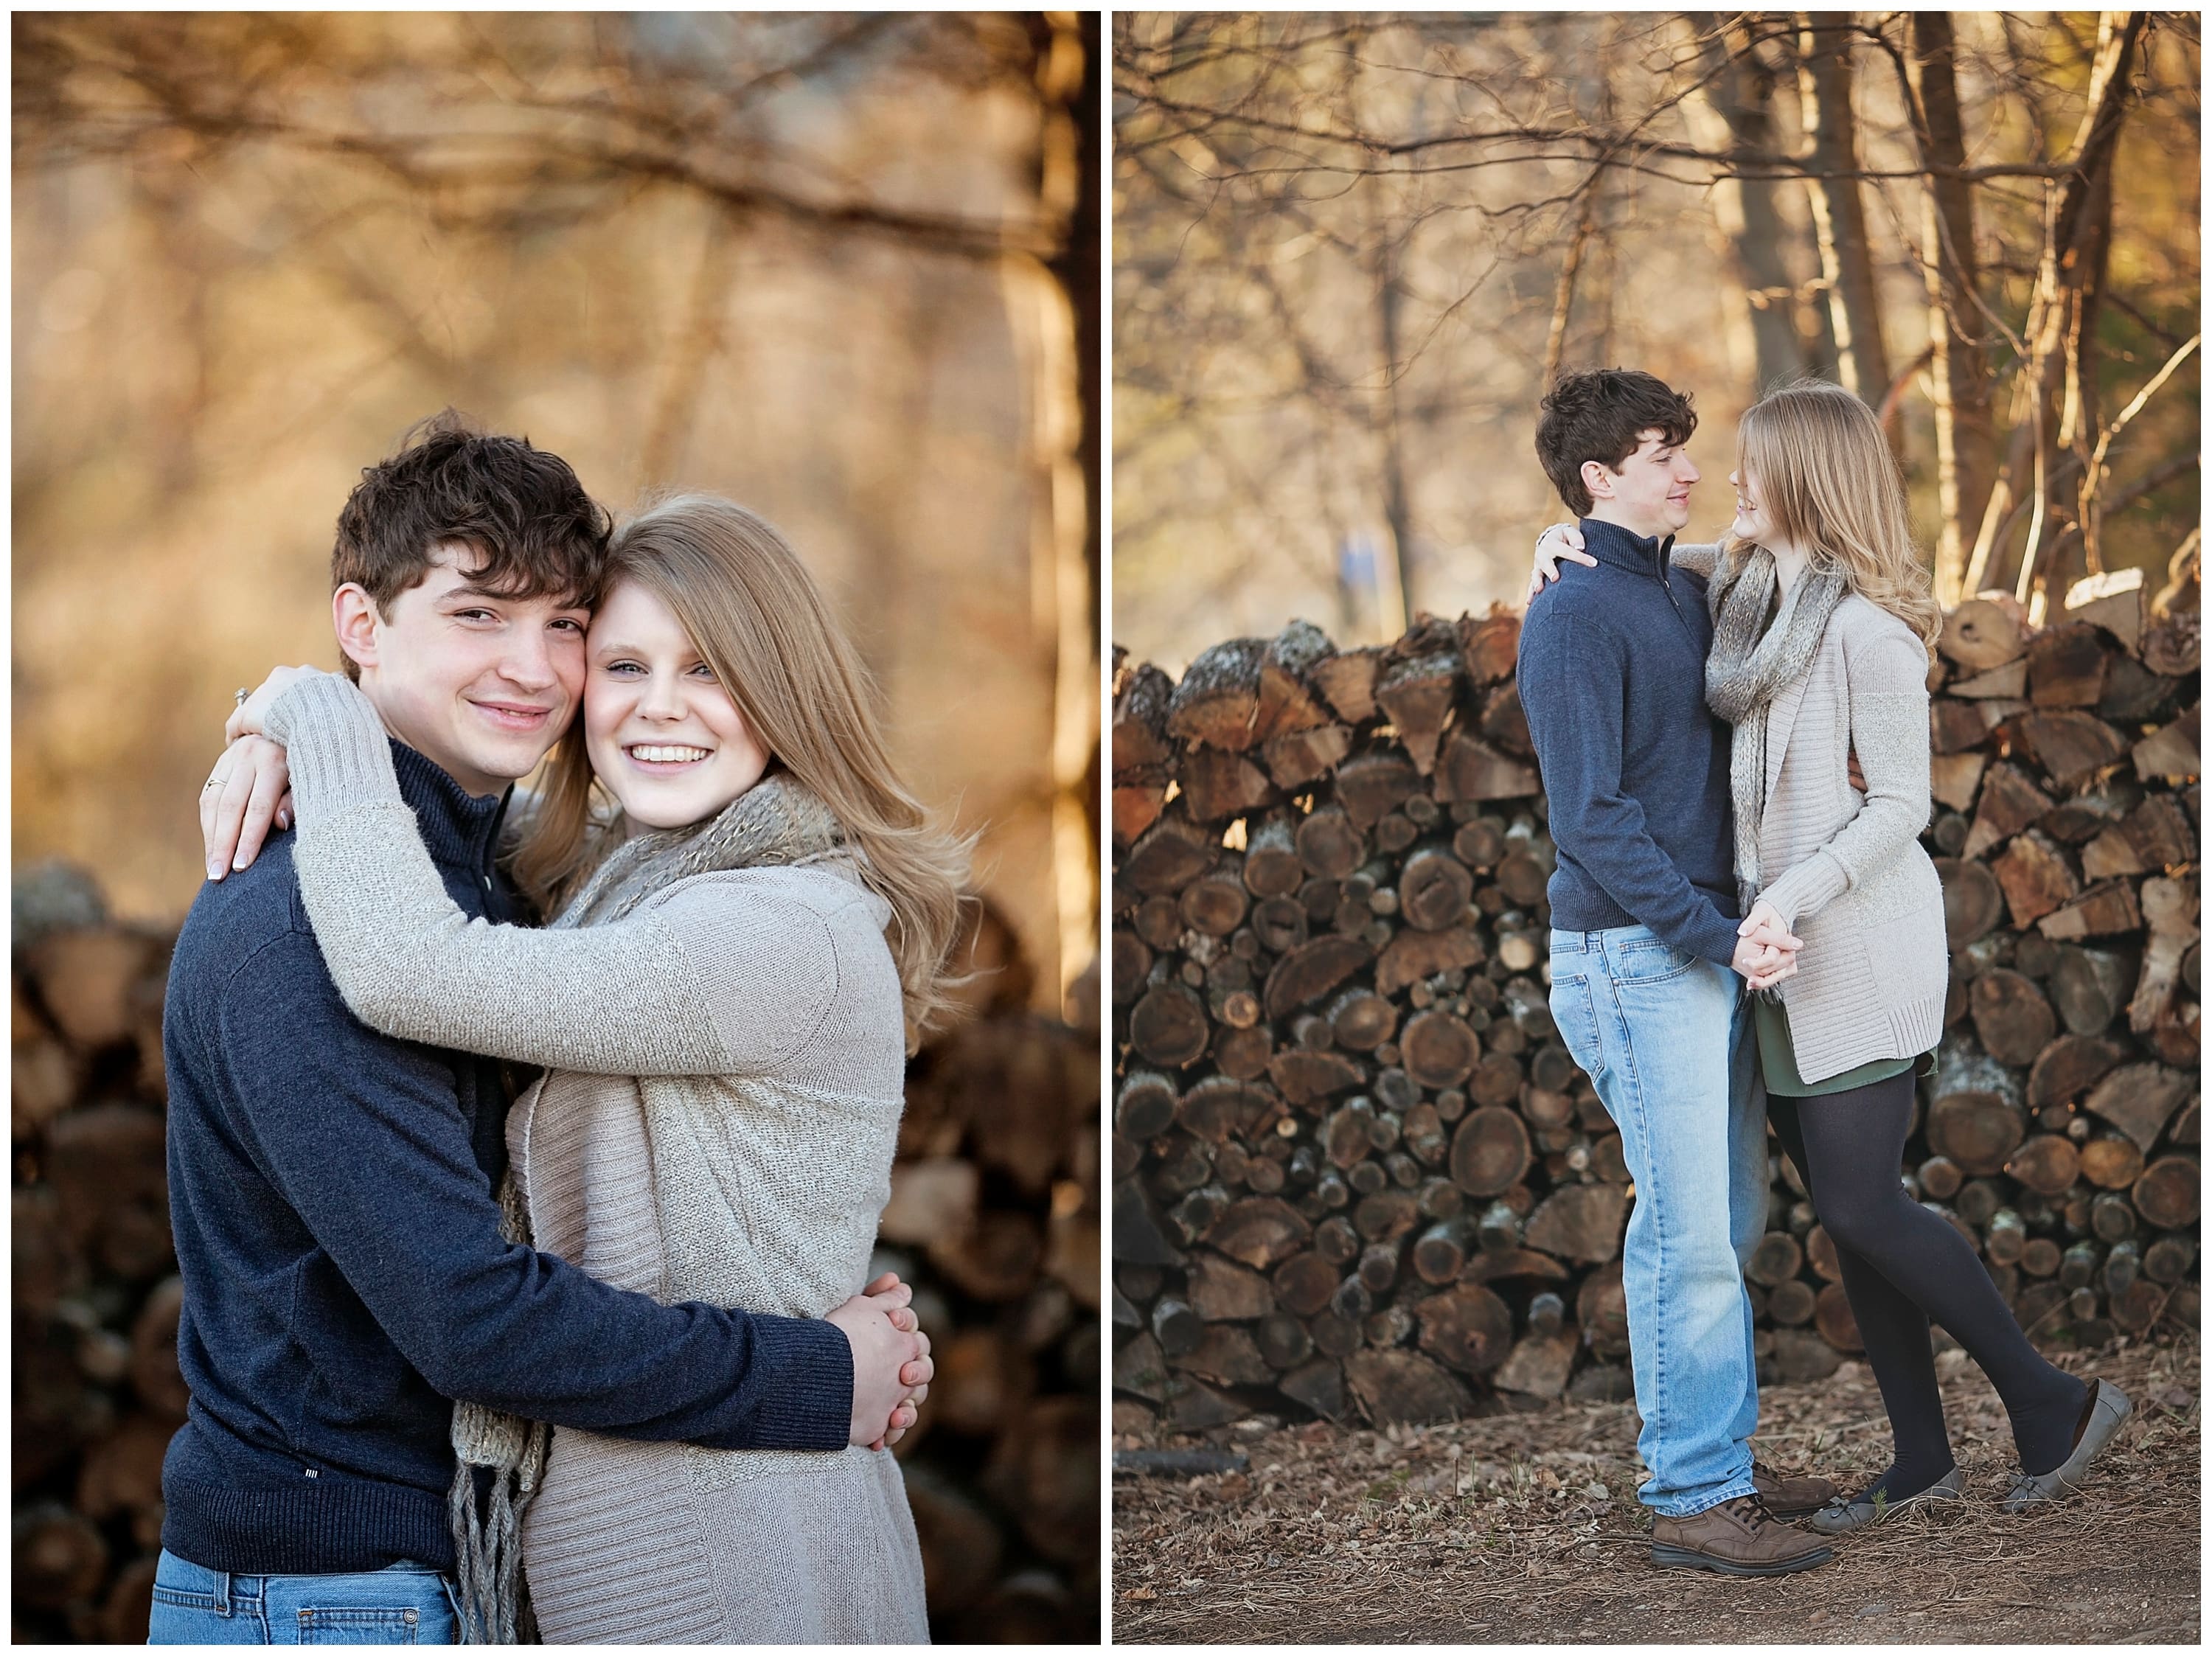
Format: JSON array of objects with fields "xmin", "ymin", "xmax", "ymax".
[
  {"xmin": 1807, "ymin": 1466, "xmax": 1964, "ymax": 1534},
  {"xmin": 2001, "ymin": 1379, "xmax": 2132, "ymax": 1511}
]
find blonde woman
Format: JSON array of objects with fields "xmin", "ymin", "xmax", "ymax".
[
  {"xmin": 221, "ymin": 495, "xmax": 964, "ymax": 1641},
  {"xmin": 1533, "ymin": 380, "xmax": 2128, "ymax": 1530}
]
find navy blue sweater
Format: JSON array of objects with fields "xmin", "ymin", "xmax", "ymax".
[
  {"xmin": 1517, "ymin": 518, "xmax": 1742, "ymax": 964},
  {"xmin": 160, "ymin": 741, "xmax": 852, "ymax": 1576}
]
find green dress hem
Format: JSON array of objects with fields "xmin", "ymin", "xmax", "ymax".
[{"xmin": 1754, "ymin": 995, "xmax": 1935, "ymax": 1097}]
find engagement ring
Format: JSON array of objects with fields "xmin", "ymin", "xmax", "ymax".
[{"xmin": 234, "ymin": 687, "xmax": 250, "ymax": 707}]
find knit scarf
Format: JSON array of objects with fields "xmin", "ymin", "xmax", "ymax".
[
  {"xmin": 1703, "ymin": 546, "xmax": 1848, "ymax": 912},
  {"xmin": 446, "ymin": 771, "xmax": 846, "ymax": 1644},
  {"xmin": 551, "ymin": 768, "xmax": 847, "ymax": 933}
]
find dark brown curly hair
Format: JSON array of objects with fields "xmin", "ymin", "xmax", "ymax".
[
  {"xmin": 1534, "ymin": 369, "xmax": 1699, "ymax": 516},
  {"xmin": 331, "ymin": 411, "xmax": 611, "ymax": 678}
]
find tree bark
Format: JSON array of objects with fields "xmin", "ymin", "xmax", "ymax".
[
  {"xmin": 1795, "ymin": 18, "xmax": 1894, "ymax": 417},
  {"xmin": 1543, "ymin": 183, "xmax": 1600, "ymax": 386},
  {"xmin": 1963, "ymin": 12, "xmax": 2148, "ymax": 603},
  {"xmin": 1683, "ymin": 15, "xmax": 1810, "ymax": 389},
  {"xmin": 1907, "ymin": 13, "xmax": 1997, "ymax": 600},
  {"xmin": 1372, "ymin": 222, "xmax": 1415, "ymax": 635},
  {"xmin": 1166, "ymin": 639, "xmax": 1268, "ymax": 751}
]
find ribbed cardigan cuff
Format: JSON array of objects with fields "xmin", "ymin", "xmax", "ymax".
[
  {"xmin": 263, "ymin": 672, "xmax": 403, "ymax": 820},
  {"xmin": 718, "ymin": 1312, "xmax": 854, "ymax": 1453},
  {"xmin": 1760, "ymin": 849, "xmax": 1850, "ymax": 929}
]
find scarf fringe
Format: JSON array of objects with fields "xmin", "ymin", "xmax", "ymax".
[{"xmin": 449, "ymin": 1411, "xmax": 549, "ymax": 1646}]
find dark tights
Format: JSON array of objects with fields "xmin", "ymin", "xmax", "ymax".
[{"xmin": 1768, "ymin": 1072, "xmax": 2090, "ymax": 1498}]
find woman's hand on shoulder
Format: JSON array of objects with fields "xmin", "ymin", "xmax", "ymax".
[
  {"xmin": 201, "ymin": 735, "xmax": 293, "ymax": 882},
  {"xmin": 224, "ymin": 665, "xmax": 324, "ymax": 745},
  {"xmin": 1528, "ymin": 522, "xmax": 1595, "ymax": 599},
  {"xmin": 204, "ymin": 665, "xmax": 320, "ymax": 879}
]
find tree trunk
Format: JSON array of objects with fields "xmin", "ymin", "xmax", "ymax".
[
  {"xmin": 1964, "ymin": 12, "xmax": 2147, "ymax": 602},
  {"xmin": 2054, "ymin": 165, "xmax": 2118, "ymax": 596},
  {"xmin": 1795, "ymin": 18, "xmax": 1894, "ymax": 417},
  {"xmin": 1373, "ymin": 227, "xmax": 1414, "ymax": 636},
  {"xmin": 1907, "ymin": 13, "xmax": 1997, "ymax": 599},
  {"xmin": 1683, "ymin": 15, "xmax": 1811, "ymax": 389},
  {"xmin": 1543, "ymin": 184, "xmax": 1600, "ymax": 386}
]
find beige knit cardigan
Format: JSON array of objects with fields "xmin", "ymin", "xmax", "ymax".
[
  {"xmin": 1677, "ymin": 546, "xmax": 1950, "ymax": 1082},
  {"xmin": 265, "ymin": 672, "xmax": 929, "ymax": 1645}
]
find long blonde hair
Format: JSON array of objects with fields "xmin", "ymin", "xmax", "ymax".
[
  {"xmin": 1723, "ymin": 380, "xmax": 1941, "ymax": 652},
  {"xmin": 514, "ymin": 494, "xmax": 973, "ymax": 1046}
]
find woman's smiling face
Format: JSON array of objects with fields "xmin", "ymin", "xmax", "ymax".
[
  {"xmin": 1729, "ymin": 457, "xmax": 1778, "ymax": 544},
  {"xmin": 582, "ymin": 579, "xmax": 771, "ymax": 828}
]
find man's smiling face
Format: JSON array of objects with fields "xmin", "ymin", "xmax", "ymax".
[
  {"xmin": 339, "ymin": 544, "xmax": 591, "ymax": 796},
  {"xmin": 1586, "ymin": 428, "xmax": 1700, "ymax": 539}
]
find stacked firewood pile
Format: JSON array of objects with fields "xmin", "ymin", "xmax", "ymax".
[
  {"xmin": 1110, "ymin": 560, "xmax": 2199, "ymax": 1435},
  {"xmin": 13, "ymin": 865, "xmax": 176, "ymax": 1645},
  {"xmin": 11, "ymin": 864, "xmax": 1099, "ymax": 1644},
  {"xmin": 881, "ymin": 908, "xmax": 1102, "ymax": 1643}
]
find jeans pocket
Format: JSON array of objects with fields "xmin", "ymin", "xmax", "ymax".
[
  {"xmin": 150, "ymin": 1586, "xmax": 227, "ymax": 1610},
  {"xmin": 1613, "ymin": 937, "xmax": 1696, "ymax": 984},
  {"xmin": 149, "ymin": 1601, "xmax": 263, "ymax": 1646},
  {"xmin": 1548, "ymin": 974, "xmax": 1604, "ymax": 1081},
  {"xmin": 295, "ymin": 1605, "xmax": 424, "ymax": 1644},
  {"xmin": 150, "ymin": 1551, "xmax": 234, "ymax": 1615}
]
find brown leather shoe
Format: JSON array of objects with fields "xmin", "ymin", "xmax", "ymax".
[
  {"xmin": 1752, "ymin": 1459, "xmax": 1837, "ymax": 1520},
  {"xmin": 1651, "ymin": 1495, "xmax": 1835, "ymax": 1576}
]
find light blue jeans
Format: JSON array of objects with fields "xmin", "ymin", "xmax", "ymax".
[
  {"xmin": 1548, "ymin": 924, "xmax": 1767, "ymax": 1517},
  {"xmin": 147, "ymin": 1550, "xmax": 458, "ymax": 1644}
]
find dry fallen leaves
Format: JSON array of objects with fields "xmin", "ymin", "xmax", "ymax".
[{"xmin": 1113, "ymin": 1335, "xmax": 2200, "ymax": 1644}]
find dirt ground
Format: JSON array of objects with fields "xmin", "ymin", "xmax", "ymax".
[{"xmin": 1112, "ymin": 1335, "xmax": 2199, "ymax": 1643}]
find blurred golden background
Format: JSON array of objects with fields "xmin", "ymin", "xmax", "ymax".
[
  {"xmin": 13, "ymin": 12, "xmax": 1101, "ymax": 1644},
  {"xmin": 1113, "ymin": 13, "xmax": 2199, "ymax": 672},
  {"xmin": 16, "ymin": 10, "xmax": 1099, "ymax": 1005}
]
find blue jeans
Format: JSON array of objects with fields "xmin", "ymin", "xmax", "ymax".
[
  {"xmin": 147, "ymin": 1550, "xmax": 458, "ymax": 1644},
  {"xmin": 1548, "ymin": 924, "xmax": 1766, "ymax": 1517}
]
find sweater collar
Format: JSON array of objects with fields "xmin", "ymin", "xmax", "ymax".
[
  {"xmin": 390, "ymin": 740, "xmax": 510, "ymax": 874},
  {"xmin": 1577, "ymin": 516, "xmax": 1675, "ymax": 576}
]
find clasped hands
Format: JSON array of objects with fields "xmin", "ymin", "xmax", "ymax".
[
  {"xmin": 1733, "ymin": 898, "xmax": 1801, "ymax": 992},
  {"xmin": 827, "ymin": 1273, "xmax": 935, "ymax": 1451}
]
